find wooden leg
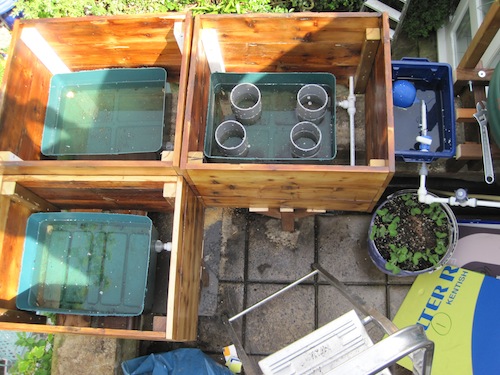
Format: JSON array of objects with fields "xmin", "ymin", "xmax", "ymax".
[{"xmin": 249, "ymin": 208, "xmax": 326, "ymax": 232}]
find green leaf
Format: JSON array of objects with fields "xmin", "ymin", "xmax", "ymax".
[
  {"xmin": 405, "ymin": 199, "xmax": 417, "ymax": 207},
  {"xmin": 423, "ymin": 207, "xmax": 433, "ymax": 215},
  {"xmin": 397, "ymin": 247, "xmax": 409, "ymax": 262},
  {"xmin": 429, "ymin": 254, "xmax": 440, "ymax": 265},
  {"xmin": 435, "ymin": 231, "xmax": 448, "ymax": 239},
  {"xmin": 376, "ymin": 208, "xmax": 389, "ymax": 217},
  {"xmin": 388, "ymin": 253, "xmax": 397, "ymax": 263},
  {"xmin": 388, "ymin": 219, "xmax": 398, "ymax": 231},
  {"xmin": 18, "ymin": 360, "xmax": 30, "ymax": 373},
  {"xmin": 385, "ymin": 262, "xmax": 401, "ymax": 274},
  {"xmin": 388, "ymin": 218, "xmax": 399, "ymax": 237},
  {"xmin": 382, "ymin": 213, "xmax": 394, "ymax": 223},
  {"xmin": 32, "ymin": 345, "xmax": 46, "ymax": 359},
  {"xmin": 435, "ymin": 243, "xmax": 446, "ymax": 255},
  {"xmin": 410, "ymin": 207, "xmax": 422, "ymax": 215},
  {"xmin": 413, "ymin": 252, "xmax": 423, "ymax": 265}
]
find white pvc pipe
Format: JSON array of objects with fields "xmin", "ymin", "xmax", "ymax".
[
  {"xmin": 417, "ymin": 162, "xmax": 500, "ymax": 209},
  {"xmin": 475, "ymin": 200, "xmax": 500, "ymax": 208},
  {"xmin": 348, "ymin": 76, "xmax": 356, "ymax": 166},
  {"xmin": 421, "ymin": 100, "xmax": 427, "ymax": 136},
  {"xmin": 338, "ymin": 77, "xmax": 356, "ymax": 166}
]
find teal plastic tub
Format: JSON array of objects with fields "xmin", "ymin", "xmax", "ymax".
[
  {"xmin": 16, "ymin": 212, "xmax": 158, "ymax": 316},
  {"xmin": 204, "ymin": 72, "xmax": 336, "ymax": 164},
  {"xmin": 41, "ymin": 68, "xmax": 168, "ymax": 156}
]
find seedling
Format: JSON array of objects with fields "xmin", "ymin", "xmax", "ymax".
[{"xmin": 370, "ymin": 191, "xmax": 453, "ymax": 274}]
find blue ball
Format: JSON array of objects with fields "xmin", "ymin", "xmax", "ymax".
[{"xmin": 393, "ymin": 80, "xmax": 416, "ymax": 108}]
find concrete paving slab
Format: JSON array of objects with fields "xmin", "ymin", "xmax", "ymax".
[
  {"xmin": 244, "ymin": 283, "xmax": 315, "ymax": 355},
  {"xmin": 247, "ymin": 214, "xmax": 315, "ymax": 282},
  {"xmin": 388, "ymin": 273, "xmax": 417, "ymax": 284},
  {"xmin": 199, "ymin": 208, "xmax": 224, "ymax": 316},
  {"xmin": 317, "ymin": 214, "xmax": 386, "ymax": 283},
  {"xmin": 197, "ymin": 282, "xmax": 244, "ymax": 353},
  {"xmin": 52, "ymin": 335, "xmax": 138, "ymax": 375},
  {"xmin": 388, "ymin": 284, "xmax": 412, "ymax": 320},
  {"xmin": 318, "ymin": 283, "xmax": 387, "ymax": 344},
  {"xmin": 317, "ymin": 284, "xmax": 387, "ymax": 327}
]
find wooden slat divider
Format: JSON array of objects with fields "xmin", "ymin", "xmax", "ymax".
[
  {"xmin": 1, "ymin": 181, "xmax": 57, "ymax": 212},
  {"xmin": 456, "ymin": 108, "xmax": 478, "ymax": 123},
  {"xmin": 455, "ymin": 143, "xmax": 500, "ymax": 160},
  {"xmin": 166, "ymin": 177, "xmax": 204, "ymax": 341},
  {"xmin": 355, "ymin": 28, "xmax": 381, "ymax": 94}
]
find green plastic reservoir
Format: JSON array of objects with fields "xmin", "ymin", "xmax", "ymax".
[
  {"xmin": 17, "ymin": 212, "xmax": 158, "ymax": 316},
  {"xmin": 41, "ymin": 68, "xmax": 168, "ymax": 156},
  {"xmin": 204, "ymin": 72, "xmax": 336, "ymax": 164}
]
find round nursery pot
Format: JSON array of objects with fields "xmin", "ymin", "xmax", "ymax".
[{"xmin": 368, "ymin": 189, "xmax": 459, "ymax": 276}]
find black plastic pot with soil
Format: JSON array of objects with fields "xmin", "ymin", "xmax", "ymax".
[{"xmin": 368, "ymin": 190, "xmax": 459, "ymax": 276}]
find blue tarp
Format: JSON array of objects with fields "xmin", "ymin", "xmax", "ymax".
[{"xmin": 122, "ymin": 348, "xmax": 234, "ymax": 375}]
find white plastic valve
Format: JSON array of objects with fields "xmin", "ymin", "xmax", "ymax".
[{"xmin": 155, "ymin": 240, "xmax": 173, "ymax": 253}]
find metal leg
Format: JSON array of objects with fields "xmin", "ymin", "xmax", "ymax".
[
  {"xmin": 228, "ymin": 269, "xmax": 319, "ymax": 323},
  {"xmin": 312, "ymin": 263, "xmax": 399, "ymax": 335},
  {"xmin": 226, "ymin": 264, "xmax": 433, "ymax": 375},
  {"xmin": 223, "ymin": 315, "xmax": 261, "ymax": 375}
]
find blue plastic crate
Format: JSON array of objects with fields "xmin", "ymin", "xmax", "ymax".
[{"xmin": 392, "ymin": 58, "xmax": 456, "ymax": 163}]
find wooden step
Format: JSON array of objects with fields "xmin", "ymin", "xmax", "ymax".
[{"xmin": 363, "ymin": 0, "xmax": 401, "ymax": 22}]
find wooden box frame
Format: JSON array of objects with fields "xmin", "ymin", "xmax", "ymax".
[
  {"xmin": 0, "ymin": 14, "xmax": 205, "ymax": 341},
  {"xmin": 181, "ymin": 13, "xmax": 395, "ymax": 212},
  {"xmin": 0, "ymin": 175, "xmax": 204, "ymax": 341},
  {"xmin": 0, "ymin": 12, "xmax": 193, "ymax": 174}
]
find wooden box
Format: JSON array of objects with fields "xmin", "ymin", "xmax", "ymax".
[
  {"xmin": 0, "ymin": 14, "xmax": 205, "ymax": 342},
  {"xmin": 181, "ymin": 13, "xmax": 395, "ymax": 212},
  {"xmin": 0, "ymin": 175, "xmax": 205, "ymax": 341}
]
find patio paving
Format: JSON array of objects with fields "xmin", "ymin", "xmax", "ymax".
[{"xmin": 142, "ymin": 208, "xmax": 415, "ymax": 374}]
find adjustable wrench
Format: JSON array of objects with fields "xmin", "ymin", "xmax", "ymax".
[{"xmin": 473, "ymin": 101, "xmax": 495, "ymax": 184}]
